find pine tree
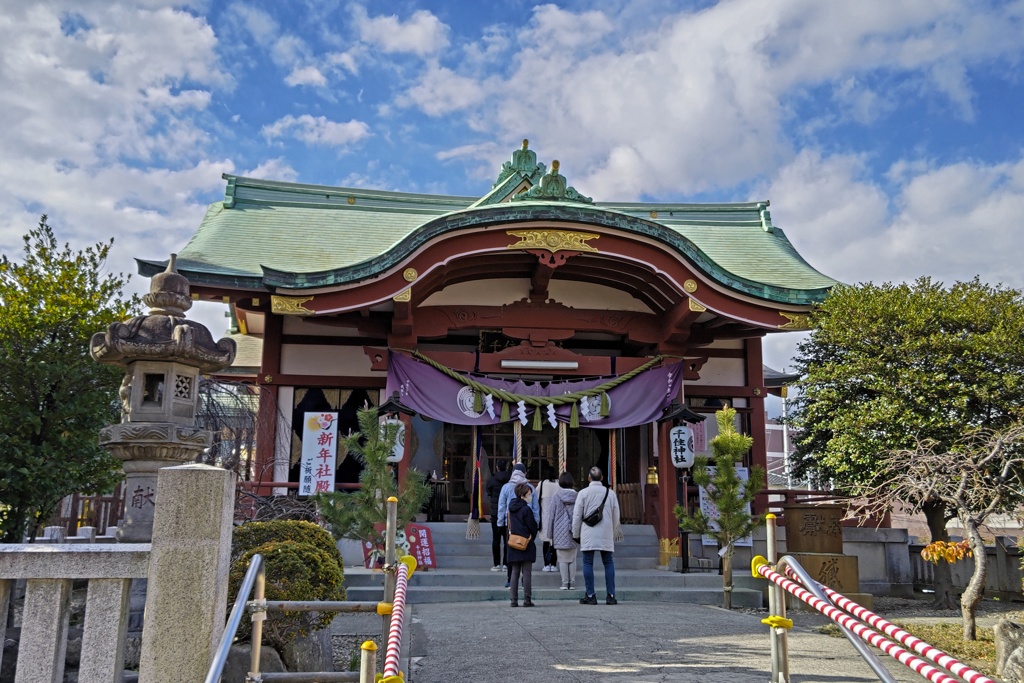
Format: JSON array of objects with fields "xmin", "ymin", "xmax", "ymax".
[
  {"xmin": 314, "ymin": 407, "xmax": 429, "ymax": 563},
  {"xmin": 675, "ymin": 404, "xmax": 766, "ymax": 609}
]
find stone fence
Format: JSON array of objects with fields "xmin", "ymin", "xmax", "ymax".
[
  {"xmin": 910, "ymin": 537, "xmax": 1023, "ymax": 599},
  {"xmin": 0, "ymin": 464, "xmax": 235, "ymax": 683}
]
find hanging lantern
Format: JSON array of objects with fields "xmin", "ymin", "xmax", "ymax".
[{"xmin": 669, "ymin": 425, "xmax": 694, "ymax": 469}]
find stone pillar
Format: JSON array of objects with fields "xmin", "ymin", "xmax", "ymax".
[{"xmin": 138, "ymin": 464, "xmax": 236, "ymax": 683}]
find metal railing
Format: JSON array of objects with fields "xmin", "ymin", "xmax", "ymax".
[
  {"xmin": 206, "ymin": 497, "xmax": 415, "ymax": 683},
  {"xmin": 752, "ymin": 514, "xmax": 995, "ymax": 683}
]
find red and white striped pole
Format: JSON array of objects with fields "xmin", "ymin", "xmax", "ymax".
[
  {"xmin": 381, "ymin": 556, "xmax": 416, "ymax": 682},
  {"xmin": 753, "ymin": 557, "xmax": 959, "ymax": 683},
  {"xmin": 783, "ymin": 567, "xmax": 995, "ymax": 683}
]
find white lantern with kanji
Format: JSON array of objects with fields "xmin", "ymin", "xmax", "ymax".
[{"xmin": 669, "ymin": 425, "xmax": 694, "ymax": 468}]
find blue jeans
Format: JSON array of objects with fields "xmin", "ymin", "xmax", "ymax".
[{"xmin": 581, "ymin": 549, "xmax": 615, "ymax": 597}]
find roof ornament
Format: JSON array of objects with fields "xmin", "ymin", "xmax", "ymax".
[
  {"xmin": 90, "ymin": 253, "xmax": 236, "ymax": 373},
  {"xmin": 758, "ymin": 201, "xmax": 773, "ymax": 233},
  {"xmin": 493, "ymin": 138, "xmax": 546, "ymax": 187},
  {"xmin": 512, "ymin": 159, "xmax": 593, "ymax": 204}
]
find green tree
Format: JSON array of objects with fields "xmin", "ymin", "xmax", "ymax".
[
  {"xmin": 675, "ymin": 404, "xmax": 766, "ymax": 609},
  {"xmin": 315, "ymin": 407, "xmax": 429, "ymax": 562},
  {"xmin": 0, "ymin": 216, "xmax": 140, "ymax": 542},
  {"xmin": 789, "ymin": 277, "xmax": 1024, "ymax": 607}
]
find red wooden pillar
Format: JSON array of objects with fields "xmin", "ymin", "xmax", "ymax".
[
  {"xmin": 745, "ymin": 338, "xmax": 768, "ymax": 515},
  {"xmin": 255, "ymin": 313, "xmax": 283, "ymax": 494},
  {"xmin": 656, "ymin": 422, "xmax": 678, "ymax": 543}
]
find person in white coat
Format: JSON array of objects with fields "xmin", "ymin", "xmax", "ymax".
[{"xmin": 571, "ymin": 466, "xmax": 621, "ymax": 605}]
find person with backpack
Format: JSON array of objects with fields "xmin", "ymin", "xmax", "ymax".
[{"xmin": 571, "ymin": 466, "xmax": 621, "ymax": 605}]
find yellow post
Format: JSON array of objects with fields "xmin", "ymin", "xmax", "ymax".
[
  {"xmin": 359, "ymin": 640, "xmax": 378, "ymax": 683},
  {"xmin": 248, "ymin": 564, "xmax": 266, "ymax": 682},
  {"xmin": 382, "ymin": 496, "xmax": 399, "ymax": 644},
  {"xmin": 765, "ymin": 514, "xmax": 789, "ymax": 682}
]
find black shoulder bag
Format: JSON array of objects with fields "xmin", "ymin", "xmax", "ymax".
[{"xmin": 581, "ymin": 486, "xmax": 610, "ymax": 527}]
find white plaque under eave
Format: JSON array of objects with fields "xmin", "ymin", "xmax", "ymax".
[{"xmin": 300, "ymin": 412, "xmax": 339, "ymax": 495}]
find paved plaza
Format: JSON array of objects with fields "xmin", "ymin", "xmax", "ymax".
[{"xmin": 407, "ymin": 601, "xmax": 926, "ymax": 683}]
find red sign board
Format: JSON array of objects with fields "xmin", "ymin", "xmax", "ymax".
[{"xmin": 362, "ymin": 523, "xmax": 436, "ymax": 570}]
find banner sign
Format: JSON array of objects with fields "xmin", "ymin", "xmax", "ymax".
[
  {"xmin": 299, "ymin": 412, "xmax": 338, "ymax": 495},
  {"xmin": 690, "ymin": 418, "xmax": 707, "ymax": 453},
  {"xmin": 386, "ymin": 352, "xmax": 683, "ymax": 429},
  {"xmin": 698, "ymin": 466, "xmax": 753, "ymax": 547},
  {"xmin": 362, "ymin": 523, "xmax": 436, "ymax": 570}
]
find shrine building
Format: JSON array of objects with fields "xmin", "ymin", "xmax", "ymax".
[{"xmin": 139, "ymin": 140, "xmax": 837, "ymax": 544}]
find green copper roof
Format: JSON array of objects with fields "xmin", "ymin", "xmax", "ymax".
[{"xmin": 142, "ymin": 164, "xmax": 838, "ymax": 305}]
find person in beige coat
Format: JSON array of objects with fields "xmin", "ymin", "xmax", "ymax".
[
  {"xmin": 535, "ymin": 464, "xmax": 559, "ymax": 571},
  {"xmin": 571, "ymin": 466, "xmax": 622, "ymax": 605}
]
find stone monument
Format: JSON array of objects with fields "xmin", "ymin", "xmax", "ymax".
[
  {"xmin": 783, "ymin": 504, "xmax": 873, "ymax": 609},
  {"xmin": 90, "ymin": 254, "xmax": 236, "ymax": 542}
]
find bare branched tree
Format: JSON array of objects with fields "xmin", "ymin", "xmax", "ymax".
[
  {"xmin": 195, "ymin": 378, "xmax": 302, "ymax": 523},
  {"xmin": 851, "ymin": 424, "xmax": 1024, "ymax": 640}
]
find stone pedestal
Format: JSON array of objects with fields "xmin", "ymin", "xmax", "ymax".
[{"xmin": 99, "ymin": 424, "xmax": 211, "ymax": 542}]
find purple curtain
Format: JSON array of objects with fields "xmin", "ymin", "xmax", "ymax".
[{"xmin": 386, "ymin": 352, "xmax": 682, "ymax": 429}]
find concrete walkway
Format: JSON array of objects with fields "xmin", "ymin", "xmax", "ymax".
[{"xmin": 408, "ymin": 601, "xmax": 927, "ymax": 682}]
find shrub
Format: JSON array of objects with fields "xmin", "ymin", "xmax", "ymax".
[
  {"xmin": 228, "ymin": 521, "xmax": 346, "ymax": 649},
  {"xmin": 231, "ymin": 519, "xmax": 343, "ymax": 568}
]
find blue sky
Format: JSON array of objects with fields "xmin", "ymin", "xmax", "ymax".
[{"xmin": 2, "ymin": 0, "xmax": 1024, "ymax": 380}]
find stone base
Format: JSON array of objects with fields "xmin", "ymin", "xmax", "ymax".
[{"xmin": 783, "ymin": 552, "xmax": 868, "ymax": 611}]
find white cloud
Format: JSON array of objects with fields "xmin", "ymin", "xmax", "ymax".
[
  {"xmin": 406, "ymin": 1, "xmax": 1024, "ymax": 200},
  {"xmin": 763, "ymin": 149, "xmax": 891, "ymax": 280},
  {"xmin": 354, "ymin": 7, "xmax": 449, "ymax": 57},
  {"xmin": 463, "ymin": 25, "xmax": 511, "ymax": 69},
  {"xmin": 284, "ymin": 65, "xmax": 327, "ymax": 87},
  {"xmin": 243, "ymin": 157, "xmax": 299, "ymax": 182},
  {"xmin": 225, "ymin": 3, "xmax": 278, "ymax": 46},
  {"xmin": 760, "ymin": 151, "xmax": 1024, "ymax": 371},
  {"xmin": 261, "ymin": 114, "xmax": 371, "ymax": 147},
  {"xmin": 0, "ymin": 1, "xmax": 231, "ymax": 291},
  {"xmin": 856, "ymin": 159, "xmax": 1024, "ymax": 288},
  {"xmin": 402, "ymin": 66, "xmax": 489, "ymax": 116},
  {"xmin": 765, "ymin": 150, "xmax": 1024, "ymax": 292}
]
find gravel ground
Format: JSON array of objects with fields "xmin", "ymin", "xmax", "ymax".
[{"xmin": 869, "ymin": 595, "xmax": 1024, "ymax": 627}]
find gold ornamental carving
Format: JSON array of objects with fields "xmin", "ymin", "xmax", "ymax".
[
  {"xmin": 658, "ymin": 537, "xmax": 680, "ymax": 565},
  {"xmin": 683, "ymin": 279, "xmax": 698, "ymax": 293},
  {"xmin": 506, "ymin": 230, "xmax": 599, "ymax": 254},
  {"xmin": 393, "ymin": 288, "xmax": 412, "ymax": 302},
  {"xmin": 778, "ymin": 312, "xmax": 811, "ymax": 330},
  {"xmin": 403, "ymin": 268, "xmax": 418, "ymax": 282},
  {"xmin": 688, "ymin": 298, "xmax": 707, "ymax": 312},
  {"xmin": 271, "ymin": 295, "xmax": 314, "ymax": 315}
]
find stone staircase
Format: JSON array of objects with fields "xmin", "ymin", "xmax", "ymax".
[{"xmin": 342, "ymin": 522, "xmax": 762, "ymax": 607}]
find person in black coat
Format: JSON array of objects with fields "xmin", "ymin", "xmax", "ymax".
[
  {"xmin": 485, "ymin": 461, "xmax": 511, "ymax": 570},
  {"xmin": 507, "ymin": 482, "xmax": 539, "ymax": 607}
]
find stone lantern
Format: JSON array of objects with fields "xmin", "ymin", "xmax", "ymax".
[{"xmin": 90, "ymin": 255, "xmax": 236, "ymax": 541}]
